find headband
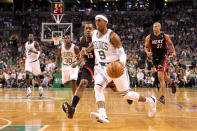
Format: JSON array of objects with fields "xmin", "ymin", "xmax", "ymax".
[{"xmin": 95, "ymin": 15, "xmax": 108, "ymax": 23}]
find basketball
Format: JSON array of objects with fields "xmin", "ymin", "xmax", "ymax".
[{"xmin": 106, "ymin": 61, "xmax": 124, "ymax": 78}]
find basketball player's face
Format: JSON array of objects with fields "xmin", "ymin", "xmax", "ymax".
[
  {"xmin": 28, "ymin": 34, "xmax": 34, "ymax": 42},
  {"xmin": 84, "ymin": 24, "xmax": 93, "ymax": 38},
  {"xmin": 153, "ymin": 24, "xmax": 161, "ymax": 34},
  {"xmin": 95, "ymin": 18, "xmax": 106, "ymax": 31},
  {"xmin": 65, "ymin": 35, "xmax": 71, "ymax": 44}
]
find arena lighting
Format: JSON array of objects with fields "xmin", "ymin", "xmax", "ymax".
[
  {"xmin": 165, "ymin": 0, "xmax": 168, "ymax": 2},
  {"xmin": 90, "ymin": 0, "xmax": 93, "ymax": 3}
]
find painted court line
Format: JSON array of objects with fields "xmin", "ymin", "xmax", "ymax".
[
  {"xmin": 38, "ymin": 125, "xmax": 49, "ymax": 131},
  {"xmin": 166, "ymin": 102, "xmax": 183, "ymax": 110},
  {"xmin": 0, "ymin": 118, "xmax": 12, "ymax": 130}
]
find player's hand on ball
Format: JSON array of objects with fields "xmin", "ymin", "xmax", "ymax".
[
  {"xmin": 172, "ymin": 52, "xmax": 176, "ymax": 58},
  {"xmin": 146, "ymin": 52, "xmax": 152, "ymax": 57}
]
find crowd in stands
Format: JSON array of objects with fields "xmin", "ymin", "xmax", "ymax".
[{"xmin": 0, "ymin": 2, "xmax": 196, "ymax": 88}]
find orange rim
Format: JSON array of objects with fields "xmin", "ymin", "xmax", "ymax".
[{"xmin": 52, "ymin": 37, "xmax": 60, "ymax": 40}]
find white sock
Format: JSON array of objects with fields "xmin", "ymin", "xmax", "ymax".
[{"xmin": 98, "ymin": 108, "xmax": 107, "ymax": 117}]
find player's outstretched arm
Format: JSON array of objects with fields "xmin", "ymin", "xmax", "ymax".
[
  {"xmin": 144, "ymin": 35, "xmax": 152, "ymax": 57},
  {"xmin": 164, "ymin": 34, "xmax": 176, "ymax": 58}
]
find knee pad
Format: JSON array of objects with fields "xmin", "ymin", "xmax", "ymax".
[
  {"xmin": 122, "ymin": 91, "xmax": 140, "ymax": 101},
  {"xmin": 94, "ymin": 84, "xmax": 105, "ymax": 102}
]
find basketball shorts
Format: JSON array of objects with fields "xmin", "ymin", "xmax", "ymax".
[
  {"xmin": 94, "ymin": 62, "xmax": 130, "ymax": 92},
  {"xmin": 77, "ymin": 66, "xmax": 94, "ymax": 86},
  {"xmin": 62, "ymin": 65, "xmax": 79, "ymax": 84},
  {"xmin": 25, "ymin": 60, "xmax": 41, "ymax": 76},
  {"xmin": 153, "ymin": 55, "xmax": 168, "ymax": 73}
]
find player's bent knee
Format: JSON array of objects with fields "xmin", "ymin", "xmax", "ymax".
[
  {"xmin": 122, "ymin": 91, "xmax": 140, "ymax": 101},
  {"xmin": 94, "ymin": 84, "xmax": 105, "ymax": 102},
  {"xmin": 80, "ymin": 79, "xmax": 88, "ymax": 87}
]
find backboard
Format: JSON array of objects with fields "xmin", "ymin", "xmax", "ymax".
[{"xmin": 41, "ymin": 23, "xmax": 73, "ymax": 41}]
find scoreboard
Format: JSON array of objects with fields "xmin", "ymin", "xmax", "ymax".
[{"xmin": 51, "ymin": 2, "xmax": 64, "ymax": 14}]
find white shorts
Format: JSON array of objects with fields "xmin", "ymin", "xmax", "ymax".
[
  {"xmin": 94, "ymin": 63, "xmax": 130, "ymax": 92},
  {"xmin": 25, "ymin": 60, "xmax": 41, "ymax": 76},
  {"xmin": 62, "ymin": 65, "xmax": 79, "ymax": 84}
]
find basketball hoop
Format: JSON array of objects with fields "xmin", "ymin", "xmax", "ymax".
[{"xmin": 52, "ymin": 37, "xmax": 60, "ymax": 45}]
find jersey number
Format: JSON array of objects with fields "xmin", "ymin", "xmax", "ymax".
[
  {"xmin": 64, "ymin": 58, "xmax": 72, "ymax": 64},
  {"xmin": 99, "ymin": 51, "xmax": 106, "ymax": 60},
  {"xmin": 87, "ymin": 52, "xmax": 93, "ymax": 58},
  {"xmin": 157, "ymin": 44, "xmax": 162, "ymax": 48}
]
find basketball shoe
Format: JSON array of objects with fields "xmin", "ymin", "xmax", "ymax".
[
  {"xmin": 26, "ymin": 87, "xmax": 32, "ymax": 97},
  {"xmin": 158, "ymin": 96, "xmax": 165, "ymax": 104},
  {"xmin": 90, "ymin": 108, "xmax": 109, "ymax": 123},
  {"xmin": 39, "ymin": 86, "xmax": 43, "ymax": 97},
  {"xmin": 62, "ymin": 102, "xmax": 75, "ymax": 119}
]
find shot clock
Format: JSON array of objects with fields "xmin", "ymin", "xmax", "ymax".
[{"xmin": 51, "ymin": 2, "xmax": 64, "ymax": 14}]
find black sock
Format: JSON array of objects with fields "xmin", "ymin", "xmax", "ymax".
[
  {"xmin": 71, "ymin": 95, "xmax": 80, "ymax": 108},
  {"xmin": 160, "ymin": 95, "xmax": 164, "ymax": 99}
]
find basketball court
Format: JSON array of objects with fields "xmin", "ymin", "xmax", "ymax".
[
  {"xmin": 0, "ymin": 88, "xmax": 197, "ymax": 131},
  {"xmin": 0, "ymin": 0, "xmax": 196, "ymax": 131}
]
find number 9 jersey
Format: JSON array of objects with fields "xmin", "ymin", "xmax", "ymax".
[{"xmin": 92, "ymin": 29, "xmax": 119, "ymax": 64}]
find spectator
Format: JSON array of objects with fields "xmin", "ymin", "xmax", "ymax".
[{"xmin": 137, "ymin": 69, "xmax": 144, "ymax": 87}]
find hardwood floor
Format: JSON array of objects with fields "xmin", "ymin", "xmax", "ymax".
[{"xmin": 0, "ymin": 87, "xmax": 197, "ymax": 131}]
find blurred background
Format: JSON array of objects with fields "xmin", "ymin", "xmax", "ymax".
[{"xmin": 0, "ymin": 0, "xmax": 196, "ymax": 89}]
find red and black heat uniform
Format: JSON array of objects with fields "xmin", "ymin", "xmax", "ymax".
[
  {"xmin": 150, "ymin": 33, "xmax": 169, "ymax": 72},
  {"xmin": 76, "ymin": 36, "xmax": 95, "ymax": 86}
]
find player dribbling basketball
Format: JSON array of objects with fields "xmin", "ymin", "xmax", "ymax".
[{"xmin": 81, "ymin": 14, "xmax": 157, "ymax": 123}]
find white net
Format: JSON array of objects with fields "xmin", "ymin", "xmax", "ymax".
[{"xmin": 52, "ymin": 37, "xmax": 60, "ymax": 46}]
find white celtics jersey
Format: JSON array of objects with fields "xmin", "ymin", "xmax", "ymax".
[
  {"xmin": 61, "ymin": 42, "xmax": 76, "ymax": 66},
  {"xmin": 92, "ymin": 29, "xmax": 119, "ymax": 63},
  {"xmin": 25, "ymin": 41, "xmax": 39, "ymax": 62}
]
